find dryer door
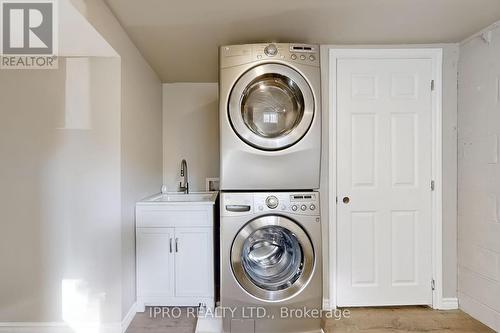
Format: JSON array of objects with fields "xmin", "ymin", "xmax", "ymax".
[
  {"xmin": 231, "ymin": 215, "xmax": 315, "ymax": 301},
  {"xmin": 228, "ymin": 64, "xmax": 315, "ymax": 151}
]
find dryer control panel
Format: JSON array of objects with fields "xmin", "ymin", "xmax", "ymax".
[
  {"xmin": 220, "ymin": 43, "xmax": 320, "ymax": 68},
  {"xmin": 222, "ymin": 192, "xmax": 320, "ymax": 217}
]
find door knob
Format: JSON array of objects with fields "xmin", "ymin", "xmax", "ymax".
[{"xmin": 343, "ymin": 197, "xmax": 350, "ymax": 204}]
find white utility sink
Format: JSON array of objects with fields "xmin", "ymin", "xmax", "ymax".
[
  {"xmin": 138, "ymin": 192, "xmax": 218, "ymax": 205},
  {"xmin": 135, "ymin": 190, "xmax": 217, "ymax": 311}
]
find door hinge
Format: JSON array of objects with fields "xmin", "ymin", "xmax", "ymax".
[
  {"xmin": 431, "ymin": 80, "xmax": 435, "ymax": 91},
  {"xmin": 431, "ymin": 180, "xmax": 435, "ymax": 191},
  {"xmin": 431, "ymin": 279, "xmax": 436, "ymax": 291}
]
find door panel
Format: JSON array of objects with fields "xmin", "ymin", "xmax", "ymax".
[
  {"xmin": 174, "ymin": 227, "xmax": 213, "ymax": 297},
  {"xmin": 337, "ymin": 58, "xmax": 433, "ymax": 306},
  {"xmin": 136, "ymin": 227, "xmax": 175, "ymax": 297},
  {"xmin": 351, "ymin": 114, "xmax": 377, "ymax": 187},
  {"xmin": 391, "ymin": 114, "xmax": 417, "ymax": 187},
  {"xmin": 350, "ymin": 212, "xmax": 377, "ymax": 287}
]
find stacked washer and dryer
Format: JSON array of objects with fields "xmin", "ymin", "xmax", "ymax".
[{"xmin": 219, "ymin": 43, "xmax": 323, "ymax": 333}]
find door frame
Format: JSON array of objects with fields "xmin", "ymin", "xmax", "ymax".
[{"xmin": 326, "ymin": 48, "xmax": 444, "ymax": 309}]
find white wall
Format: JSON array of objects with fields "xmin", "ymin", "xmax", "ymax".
[
  {"xmin": 162, "ymin": 83, "xmax": 219, "ymax": 192},
  {"xmin": 73, "ymin": 0, "xmax": 163, "ymax": 320},
  {"xmin": 458, "ymin": 25, "xmax": 500, "ymax": 332},
  {"xmin": 320, "ymin": 44, "xmax": 459, "ymax": 306}
]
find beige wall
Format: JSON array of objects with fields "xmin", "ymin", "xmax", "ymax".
[
  {"xmin": 74, "ymin": 0, "xmax": 163, "ymax": 320},
  {"xmin": 320, "ymin": 44, "xmax": 459, "ymax": 304},
  {"xmin": 0, "ymin": 56, "xmax": 122, "ymax": 326},
  {"xmin": 0, "ymin": 0, "xmax": 162, "ymax": 328},
  {"xmin": 162, "ymin": 83, "xmax": 219, "ymax": 192},
  {"xmin": 458, "ymin": 25, "xmax": 500, "ymax": 331}
]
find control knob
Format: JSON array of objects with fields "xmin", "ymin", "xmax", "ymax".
[
  {"xmin": 264, "ymin": 44, "xmax": 278, "ymax": 57},
  {"xmin": 265, "ymin": 196, "xmax": 279, "ymax": 209}
]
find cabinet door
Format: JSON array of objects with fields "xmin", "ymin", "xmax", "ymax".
[
  {"xmin": 137, "ymin": 227, "xmax": 175, "ymax": 297},
  {"xmin": 174, "ymin": 227, "xmax": 213, "ymax": 297}
]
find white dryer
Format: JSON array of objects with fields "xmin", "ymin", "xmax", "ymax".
[
  {"xmin": 219, "ymin": 43, "xmax": 321, "ymax": 190},
  {"xmin": 220, "ymin": 191, "xmax": 323, "ymax": 333}
]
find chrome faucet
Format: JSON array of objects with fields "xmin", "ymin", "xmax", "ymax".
[{"xmin": 179, "ymin": 159, "xmax": 189, "ymax": 194}]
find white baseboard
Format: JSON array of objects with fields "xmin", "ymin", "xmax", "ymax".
[
  {"xmin": 0, "ymin": 322, "xmax": 122, "ymax": 333},
  {"xmin": 459, "ymin": 292, "xmax": 500, "ymax": 332},
  {"xmin": 439, "ymin": 297, "xmax": 459, "ymax": 310},
  {"xmin": 322, "ymin": 298, "xmax": 332, "ymax": 310},
  {"xmin": 0, "ymin": 303, "xmax": 137, "ymax": 333},
  {"xmin": 121, "ymin": 302, "xmax": 137, "ymax": 333},
  {"xmin": 0, "ymin": 322, "xmax": 71, "ymax": 333},
  {"xmin": 0, "ymin": 304, "xmax": 137, "ymax": 333}
]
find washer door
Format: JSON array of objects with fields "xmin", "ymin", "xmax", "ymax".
[
  {"xmin": 231, "ymin": 215, "xmax": 315, "ymax": 302},
  {"xmin": 228, "ymin": 64, "xmax": 315, "ymax": 151}
]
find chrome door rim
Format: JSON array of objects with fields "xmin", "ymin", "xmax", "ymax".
[
  {"xmin": 231, "ymin": 215, "xmax": 315, "ymax": 302},
  {"xmin": 228, "ymin": 64, "xmax": 315, "ymax": 151}
]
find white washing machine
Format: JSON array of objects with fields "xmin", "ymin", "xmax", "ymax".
[
  {"xmin": 219, "ymin": 43, "xmax": 321, "ymax": 190},
  {"xmin": 220, "ymin": 192, "xmax": 323, "ymax": 333}
]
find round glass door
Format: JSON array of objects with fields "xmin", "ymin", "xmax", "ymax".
[
  {"xmin": 231, "ymin": 215, "xmax": 315, "ymax": 302},
  {"xmin": 228, "ymin": 64, "xmax": 315, "ymax": 151}
]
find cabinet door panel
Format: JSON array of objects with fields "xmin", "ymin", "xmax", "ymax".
[
  {"xmin": 174, "ymin": 227, "xmax": 213, "ymax": 297},
  {"xmin": 137, "ymin": 227, "xmax": 175, "ymax": 297}
]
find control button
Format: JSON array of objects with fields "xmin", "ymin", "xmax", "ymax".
[
  {"xmin": 265, "ymin": 196, "xmax": 279, "ymax": 209},
  {"xmin": 281, "ymin": 205, "xmax": 287, "ymax": 210},
  {"xmin": 290, "ymin": 54, "xmax": 297, "ymax": 60},
  {"xmin": 309, "ymin": 55, "xmax": 316, "ymax": 61},
  {"xmin": 310, "ymin": 204, "xmax": 316, "ymax": 210},
  {"xmin": 264, "ymin": 44, "xmax": 278, "ymax": 57},
  {"xmin": 257, "ymin": 54, "xmax": 262, "ymax": 59},
  {"xmin": 291, "ymin": 205, "xmax": 298, "ymax": 211},
  {"xmin": 300, "ymin": 55, "xmax": 306, "ymax": 60},
  {"xmin": 258, "ymin": 205, "xmax": 264, "ymax": 211},
  {"xmin": 301, "ymin": 204, "xmax": 307, "ymax": 211}
]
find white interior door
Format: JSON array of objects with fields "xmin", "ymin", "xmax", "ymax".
[{"xmin": 337, "ymin": 58, "xmax": 433, "ymax": 306}]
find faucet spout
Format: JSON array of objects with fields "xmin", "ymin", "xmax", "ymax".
[{"xmin": 179, "ymin": 159, "xmax": 189, "ymax": 194}]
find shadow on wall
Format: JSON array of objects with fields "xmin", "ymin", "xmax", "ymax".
[
  {"xmin": 0, "ymin": 56, "xmax": 122, "ymax": 330},
  {"xmin": 163, "ymin": 83, "xmax": 219, "ymax": 192},
  {"xmin": 0, "ymin": 0, "xmax": 124, "ymax": 331}
]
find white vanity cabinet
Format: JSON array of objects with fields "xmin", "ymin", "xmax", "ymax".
[{"xmin": 135, "ymin": 193, "xmax": 217, "ymax": 312}]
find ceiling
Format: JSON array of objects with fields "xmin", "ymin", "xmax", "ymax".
[{"xmin": 104, "ymin": 0, "xmax": 500, "ymax": 82}]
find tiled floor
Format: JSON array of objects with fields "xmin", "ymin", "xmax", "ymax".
[{"xmin": 126, "ymin": 306, "xmax": 494, "ymax": 333}]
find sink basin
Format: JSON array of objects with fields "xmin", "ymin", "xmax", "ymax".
[{"xmin": 138, "ymin": 192, "xmax": 218, "ymax": 205}]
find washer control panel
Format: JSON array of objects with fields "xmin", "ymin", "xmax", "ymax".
[
  {"xmin": 255, "ymin": 192, "xmax": 320, "ymax": 216},
  {"xmin": 288, "ymin": 193, "xmax": 318, "ymax": 214},
  {"xmin": 222, "ymin": 192, "xmax": 320, "ymax": 217},
  {"xmin": 222, "ymin": 192, "xmax": 320, "ymax": 216}
]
